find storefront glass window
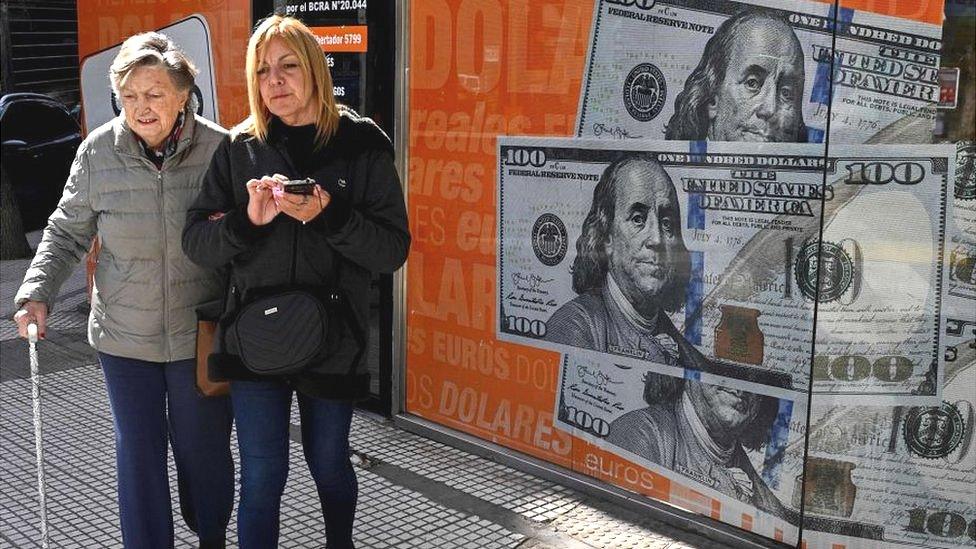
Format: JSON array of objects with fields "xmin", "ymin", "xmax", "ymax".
[{"xmin": 404, "ymin": 1, "xmax": 975, "ymax": 546}]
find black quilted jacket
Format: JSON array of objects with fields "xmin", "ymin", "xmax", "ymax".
[{"xmin": 182, "ymin": 108, "xmax": 410, "ymax": 400}]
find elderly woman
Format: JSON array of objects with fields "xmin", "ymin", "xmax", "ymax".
[
  {"xmin": 182, "ymin": 15, "xmax": 409, "ymax": 549},
  {"xmin": 13, "ymin": 33, "xmax": 234, "ymax": 548}
]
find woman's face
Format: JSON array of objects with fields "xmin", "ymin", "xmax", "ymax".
[
  {"xmin": 119, "ymin": 65, "xmax": 188, "ymax": 150},
  {"xmin": 258, "ymin": 38, "xmax": 316, "ymax": 126}
]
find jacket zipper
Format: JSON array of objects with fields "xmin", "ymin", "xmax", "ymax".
[
  {"xmin": 156, "ymin": 163, "xmax": 171, "ymax": 360},
  {"xmin": 277, "ymin": 140, "xmax": 302, "ymax": 286},
  {"xmin": 119, "ymin": 136, "xmax": 183, "ymax": 360}
]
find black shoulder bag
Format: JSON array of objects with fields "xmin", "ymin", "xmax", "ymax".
[
  {"xmin": 222, "ymin": 212, "xmax": 365, "ymax": 376},
  {"xmin": 225, "ymin": 284, "xmax": 363, "ymax": 376}
]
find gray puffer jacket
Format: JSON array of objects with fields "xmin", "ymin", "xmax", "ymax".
[{"xmin": 15, "ymin": 112, "xmax": 227, "ymax": 362}]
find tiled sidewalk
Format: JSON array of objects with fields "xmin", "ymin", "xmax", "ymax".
[{"xmin": 0, "ymin": 363, "xmax": 732, "ymax": 548}]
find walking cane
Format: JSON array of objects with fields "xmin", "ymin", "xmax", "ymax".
[{"xmin": 27, "ymin": 323, "xmax": 50, "ymax": 548}]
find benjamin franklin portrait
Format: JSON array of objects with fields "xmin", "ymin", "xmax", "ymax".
[{"xmin": 665, "ymin": 8, "xmax": 808, "ymax": 143}]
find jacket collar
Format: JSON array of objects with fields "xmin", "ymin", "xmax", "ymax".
[
  {"xmin": 266, "ymin": 115, "xmax": 318, "ymax": 146},
  {"xmin": 264, "ymin": 116, "xmax": 302, "ymax": 175},
  {"xmin": 263, "ymin": 108, "xmax": 393, "ymax": 157},
  {"xmin": 113, "ymin": 108, "xmax": 198, "ymax": 160}
]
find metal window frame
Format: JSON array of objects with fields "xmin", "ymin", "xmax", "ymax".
[{"xmin": 391, "ymin": 0, "xmax": 410, "ymax": 419}]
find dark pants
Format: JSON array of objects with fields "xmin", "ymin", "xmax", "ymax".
[
  {"xmin": 230, "ymin": 379, "xmax": 357, "ymax": 549},
  {"xmin": 99, "ymin": 353, "xmax": 234, "ymax": 549}
]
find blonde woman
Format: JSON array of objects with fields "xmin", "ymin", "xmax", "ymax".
[
  {"xmin": 13, "ymin": 33, "xmax": 233, "ymax": 548},
  {"xmin": 182, "ymin": 16, "xmax": 409, "ymax": 548}
]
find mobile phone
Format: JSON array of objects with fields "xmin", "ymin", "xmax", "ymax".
[{"xmin": 282, "ymin": 178, "xmax": 316, "ymax": 195}]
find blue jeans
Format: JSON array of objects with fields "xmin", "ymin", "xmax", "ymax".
[
  {"xmin": 99, "ymin": 353, "xmax": 234, "ymax": 549},
  {"xmin": 230, "ymin": 380, "xmax": 357, "ymax": 549}
]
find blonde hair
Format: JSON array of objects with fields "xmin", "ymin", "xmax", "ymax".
[
  {"xmin": 110, "ymin": 32, "xmax": 198, "ymax": 97},
  {"xmin": 235, "ymin": 15, "xmax": 339, "ymax": 148}
]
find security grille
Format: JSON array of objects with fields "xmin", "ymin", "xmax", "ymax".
[{"xmin": 0, "ymin": 0, "xmax": 79, "ymax": 105}]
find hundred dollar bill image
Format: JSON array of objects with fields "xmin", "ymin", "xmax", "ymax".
[
  {"xmin": 796, "ymin": 333, "xmax": 975, "ymax": 549},
  {"xmin": 555, "ymin": 349, "xmax": 807, "ymax": 542},
  {"xmin": 496, "ymin": 137, "xmax": 954, "ymax": 402},
  {"xmin": 576, "ymin": 0, "xmax": 943, "ymax": 145}
]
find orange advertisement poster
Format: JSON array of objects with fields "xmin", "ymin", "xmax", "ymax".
[
  {"xmin": 406, "ymin": 0, "xmax": 592, "ymax": 468},
  {"xmin": 835, "ymin": 0, "xmax": 945, "ymax": 24},
  {"xmin": 404, "ymin": 0, "xmax": 788, "ymax": 532},
  {"xmin": 405, "ymin": 0, "xmax": 731, "ymax": 534},
  {"xmin": 309, "ymin": 25, "xmax": 369, "ymax": 53},
  {"xmin": 77, "ymin": 0, "xmax": 252, "ymax": 129}
]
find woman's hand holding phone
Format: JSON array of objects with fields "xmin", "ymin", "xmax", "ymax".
[{"xmin": 278, "ymin": 183, "xmax": 331, "ymax": 224}]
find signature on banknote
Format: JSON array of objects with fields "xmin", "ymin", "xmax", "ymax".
[
  {"xmin": 505, "ymin": 292, "xmax": 557, "ymax": 308},
  {"xmin": 576, "ymin": 363, "xmax": 620, "ymax": 391},
  {"xmin": 592, "ymin": 123, "xmax": 643, "ymax": 140},
  {"xmin": 511, "ymin": 272, "xmax": 553, "ymax": 292},
  {"xmin": 576, "ymin": 385, "xmax": 625, "ymax": 411}
]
